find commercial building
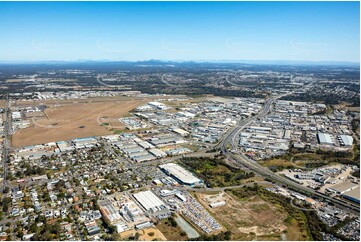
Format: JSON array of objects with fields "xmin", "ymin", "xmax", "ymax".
[
  {"xmin": 56, "ymin": 141, "xmax": 74, "ymax": 152},
  {"xmin": 159, "ymin": 189, "xmax": 179, "ymax": 197},
  {"xmin": 149, "ymin": 148, "xmax": 167, "ymax": 158},
  {"xmin": 248, "ymin": 126, "xmax": 272, "ymax": 133},
  {"xmin": 295, "ymin": 173, "xmax": 315, "ymax": 180},
  {"xmin": 72, "ymin": 137, "xmax": 98, "ymax": 149},
  {"xmin": 98, "ymin": 199, "xmax": 122, "ymax": 223},
  {"xmin": 147, "ymin": 101, "xmax": 168, "ymax": 110},
  {"xmin": 133, "ymin": 190, "xmax": 165, "ymax": 212},
  {"xmin": 317, "ymin": 133, "xmax": 334, "ymax": 145},
  {"xmin": 133, "ymin": 190, "xmax": 171, "ymax": 219},
  {"xmin": 115, "ymin": 223, "xmax": 129, "ymax": 233},
  {"xmin": 339, "ymin": 135, "xmax": 353, "ymax": 147},
  {"xmin": 283, "ymin": 130, "xmax": 291, "ymax": 139},
  {"xmin": 209, "ymin": 201, "xmax": 226, "ymax": 208},
  {"xmin": 159, "ymin": 163, "xmax": 202, "ymax": 186},
  {"xmin": 327, "ymin": 181, "xmax": 359, "ymax": 195},
  {"xmin": 128, "ymin": 151, "xmax": 149, "ymax": 159},
  {"xmin": 84, "ymin": 220, "xmax": 101, "ymax": 236},
  {"xmin": 176, "ymin": 111, "xmax": 196, "ymax": 119},
  {"xmin": 175, "ymin": 193, "xmax": 186, "ymax": 202},
  {"xmin": 165, "ymin": 148, "xmax": 191, "ymax": 156},
  {"xmin": 133, "ymin": 154, "xmax": 155, "ymax": 163},
  {"xmin": 342, "ymin": 188, "xmax": 360, "ymax": 204},
  {"xmin": 171, "ymin": 128, "xmax": 190, "ymax": 137},
  {"xmin": 135, "ymin": 221, "xmax": 153, "ymax": 230}
]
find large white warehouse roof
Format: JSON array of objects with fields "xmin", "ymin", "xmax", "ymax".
[
  {"xmin": 159, "ymin": 163, "xmax": 201, "ymax": 185},
  {"xmin": 133, "ymin": 190, "xmax": 165, "ymax": 211},
  {"xmin": 317, "ymin": 133, "xmax": 334, "ymax": 145},
  {"xmin": 340, "ymin": 135, "xmax": 353, "ymax": 146},
  {"xmin": 148, "ymin": 101, "xmax": 166, "ymax": 107}
]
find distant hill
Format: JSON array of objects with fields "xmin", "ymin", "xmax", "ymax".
[{"xmin": 0, "ymin": 59, "xmax": 359, "ymax": 67}]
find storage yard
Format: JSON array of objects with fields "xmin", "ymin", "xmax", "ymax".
[{"xmin": 176, "ymin": 192, "xmax": 223, "ymax": 234}]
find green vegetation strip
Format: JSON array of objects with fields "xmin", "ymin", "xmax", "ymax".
[{"xmin": 179, "ymin": 157, "xmax": 255, "ymax": 188}]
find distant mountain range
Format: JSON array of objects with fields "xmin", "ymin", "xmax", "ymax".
[{"xmin": 0, "ymin": 59, "xmax": 359, "ymax": 67}]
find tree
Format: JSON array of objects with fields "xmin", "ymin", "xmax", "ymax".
[
  {"xmin": 29, "ymin": 223, "xmax": 38, "ymax": 233},
  {"xmin": 55, "ymin": 180, "xmax": 66, "ymax": 191},
  {"xmin": 2, "ymin": 197, "xmax": 12, "ymax": 212},
  {"xmin": 190, "ymin": 231, "xmax": 232, "ymax": 241},
  {"xmin": 109, "ymin": 233, "xmax": 121, "ymax": 241},
  {"xmin": 168, "ymin": 217, "xmax": 177, "ymax": 227},
  {"xmin": 16, "ymin": 230, "xmax": 24, "ymax": 239},
  {"xmin": 31, "ymin": 222, "xmax": 62, "ymax": 241},
  {"xmin": 43, "ymin": 193, "xmax": 51, "ymax": 202},
  {"xmin": 15, "ymin": 171, "xmax": 23, "ymax": 178},
  {"xmin": 3, "ymin": 186, "xmax": 10, "ymax": 194}
]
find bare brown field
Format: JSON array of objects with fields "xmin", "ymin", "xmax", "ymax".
[
  {"xmin": 119, "ymin": 227, "xmax": 167, "ymax": 241},
  {"xmin": 138, "ymin": 227, "xmax": 167, "ymax": 241},
  {"xmin": 195, "ymin": 191, "xmax": 289, "ymax": 241},
  {"xmin": 347, "ymin": 106, "xmax": 360, "ymax": 112},
  {"xmin": 13, "ymin": 94, "xmax": 189, "ymax": 106},
  {"xmin": 12, "ymin": 98, "xmax": 147, "ymax": 147},
  {"xmin": 13, "ymin": 95, "xmax": 147, "ymax": 106},
  {"xmin": 0, "ymin": 100, "xmax": 5, "ymax": 107}
]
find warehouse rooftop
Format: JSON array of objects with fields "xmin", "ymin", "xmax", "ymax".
[{"xmin": 159, "ymin": 163, "xmax": 201, "ymax": 185}]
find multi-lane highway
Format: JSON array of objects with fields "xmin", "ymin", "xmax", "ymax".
[
  {"xmin": 218, "ymin": 96, "xmax": 360, "ymax": 212},
  {"xmin": 217, "ymin": 98, "xmax": 274, "ymax": 150}
]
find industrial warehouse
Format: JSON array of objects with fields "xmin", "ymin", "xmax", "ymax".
[
  {"xmin": 132, "ymin": 190, "xmax": 171, "ymax": 219},
  {"xmin": 343, "ymin": 189, "xmax": 360, "ymax": 204},
  {"xmin": 159, "ymin": 163, "xmax": 202, "ymax": 186},
  {"xmin": 133, "ymin": 190, "xmax": 165, "ymax": 211}
]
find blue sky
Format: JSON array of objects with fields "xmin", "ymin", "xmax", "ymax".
[{"xmin": 0, "ymin": 1, "xmax": 359, "ymax": 62}]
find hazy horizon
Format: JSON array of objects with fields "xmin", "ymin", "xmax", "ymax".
[{"xmin": 0, "ymin": 59, "xmax": 359, "ymax": 66}]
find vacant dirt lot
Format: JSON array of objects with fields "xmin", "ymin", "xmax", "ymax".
[
  {"xmin": 138, "ymin": 227, "xmax": 167, "ymax": 241},
  {"xmin": 0, "ymin": 100, "xmax": 5, "ymax": 107},
  {"xmin": 12, "ymin": 98, "xmax": 147, "ymax": 147},
  {"xmin": 195, "ymin": 191, "xmax": 288, "ymax": 241}
]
